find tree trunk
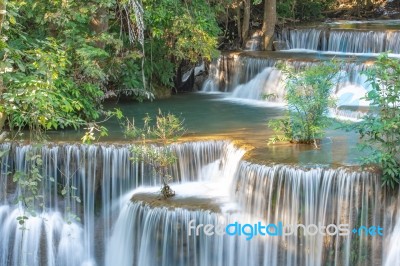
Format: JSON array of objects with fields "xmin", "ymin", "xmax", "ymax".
[
  {"xmin": 365, "ymin": 0, "xmax": 373, "ymax": 10},
  {"xmin": 89, "ymin": 7, "xmax": 109, "ymax": 49},
  {"xmin": 262, "ymin": 0, "xmax": 276, "ymax": 50},
  {"xmin": 356, "ymin": 0, "xmax": 361, "ymax": 16},
  {"xmin": 235, "ymin": 3, "xmax": 242, "ymax": 45},
  {"xmin": 0, "ymin": 0, "xmax": 6, "ymax": 132},
  {"xmin": 241, "ymin": 0, "xmax": 250, "ymax": 47},
  {"xmin": 0, "ymin": 80, "xmax": 5, "ymax": 132},
  {"xmin": 290, "ymin": 0, "xmax": 296, "ymax": 19}
]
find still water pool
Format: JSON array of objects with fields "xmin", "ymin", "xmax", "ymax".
[{"xmin": 45, "ymin": 93, "xmax": 364, "ymax": 166}]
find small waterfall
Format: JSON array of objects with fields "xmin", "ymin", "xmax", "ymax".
[
  {"xmin": 106, "ymin": 202, "xmax": 225, "ymax": 266},
  {"xmin": 386, "ymin": 31, "xmax": 400, "ymax": 53},
  {"xmin": 203, "ymin": 53, "xmax": 371, "ymax": 118},
  {"xmin": 202, "ymin": 55, "xmax": 276, "ymax": 93},
  {"xmin": 0, "ymin": 140, "xmax": 233, "ymax": 266},
  {"xmin": 383, "ymin": 181, "xmax": 400, "ymax": 266},
  {"xmin": 280, "ymin": 28, "xmax": 325, "ymax": 50},
  {"xmin": 106, "ymin": 142, "xmax": 245, "ymax": 266},
  {"xmin": 233, "ymin": 162, "xmax": 383, "ymax": 266},
  {"xmin": 385, "ymin": 215, "xmax": 400, "ymax": 265},
  {"xmin": 327, "ymin": 30, "xmax": 386, "ymax": 53},
  {"xmin": 108, "ymin": 161, "xmax": 400, "ymax": 266},
  {"xmin": 231, "ymin": 67, "xmax": 285, "ymax": 102},
  {"xmin": 0, "ymin": 208, "xmax": 85, "ymax": 266},
  {"xmin": 278, "ymin": 28, "xmax": 400, "ymax": 54}
]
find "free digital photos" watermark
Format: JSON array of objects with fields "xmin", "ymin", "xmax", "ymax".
[{"xmin": 188, "ymin": 220, "xmax": 384, "ymax": 240}]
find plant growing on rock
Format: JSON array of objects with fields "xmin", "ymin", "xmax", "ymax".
[
  {"xmin": 268, "ymin": 61, "xmax": 340, "ymax": 147},
  {"xmin": 126, "ymin": 110, "xmax": 186, "ymax": 198}
]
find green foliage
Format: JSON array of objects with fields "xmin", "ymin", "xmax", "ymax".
[
  {"xmin": 116, "ymin": 0, "xmax": 221, "ymax": 96},
  {"xmin": 1, "ymin": 0, "xmax": 222, "ymax": 132},
  {"xmin": 12, "ymin": 149, "xmax": 82, "ymax": 227},
  {"xmin": 1, "ymin": 3, "xmax": 104, "ymax": 135},
  {"xmin": 346, "ymin": 54, "xmax": 400, "ymax": 188},
  {"xmin": 2, "ymin": 38, "xmax": 105, "ymax": 138},
  {"xmin": 5, "ymin": 0, "xmax": 118, "ymax": 90},
  {"xmin": 118, "ymin": 59, "xmax": 155, "ymax": 101},
  {"xmin": 81, "ymin": 108, "xmax": 123, "ymax": 144},
  {"xmin": 126, "ymin": 110, "xmax": 186, "ymax": 198},
  {"xmin": 142, "ymin": 0, "xmax": 220, "ymax": 63},
  {"xmin": 268, "ymin": 61, "xmax": 340, "ymax": 146},
  {"xmin": 277, "ymin": 0, "xmax": 296, "ymax": 19},
  {"xmin": 294, "ymin": 0, "xmax": 333, "ymax": 21},
  {"xmin": 143, "ymin": 39, "xmax": 176, "ymax": 89},
  {"xmin": 125, "ymin": 110, "xmax": 186, "ymax": 142},
  {"xmin": 277, "ymin": 0, "xmax": 335, "ymax": 21},
  {"xmin": 13, "ymin": 152, "xmax": 45, "ymax": 228},
  {"xmin": 267, "ymin": 117, "xmax": 292, "ymax": 144}
]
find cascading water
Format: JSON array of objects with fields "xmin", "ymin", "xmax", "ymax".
[
  {"xmin": 1, "ymin": 140, "xmax": 400, "ymax": 266},
  {"xmin": 232, "ymin": 162, "xmax": 384, "ymax": 266},
  {"xmin": 202, "ymin": 54, "xmax": 371, "ymax": 119},
  {"xmin": 278, "ymin": 28, "xmax": 400, "ymax": 54},
  {"xmin": 202, "ymin": 54, "xmax": 276, "ymax": 93},
  {"xmin": 105, "ymin": 142, "xmax": 245, "ymax": 266},
  {"xmin": 0, "ymin": 141, "xmax": 234, "ymax": 266},
  {"xmin": 278, "ymin": 28, "xmax": 325, "ymax": 51},
  {"xmin": 230, "ymin": 67, "xmax": 285, "ymax": 102},
  {"xmin": 244, "ymin": 31, "xmax": 264, "ymax": 51},
  {"xmin": 3, "ymin": 20, "xmax": 400, "ymax": 263},
  {"xmin": 202, "ymin": 21, "xmax": 400, "ymax": 120},
  {"xmin": 107, "ymin": 160, "xmax": 400, "ymax": 266}
]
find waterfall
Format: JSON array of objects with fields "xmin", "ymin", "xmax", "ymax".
[
  {"xmin": 107, "ymin": 161, "xmax": 400, "ymax": 266},
  {"xmin": 105, "ymin": 142, "xmax": 245, "ymax": 266},
  {"xmin": 233, "ymin": 162, "xmax": 383, "ymax": 266},
  {"xmin": 231, "ymin": 67, "xmax": 285, "ymax": 102},
  {"xmin": 106, "ymin": 202, "xmax": 225, "ymax": 266},
  {"xmin": 202, "ymin": 54, "xmax": 276, "ymax": 93},
  {"xmin": 1, "ymin": 140, "xmax": 400, "ymax": 265},
  {"xmin": 384, "ymin": 214, "xmax": 400, "ymax": 265},
  {"xmin": 0, "ymin": 140, "xmax": 233, "ymax": 266},
  {"xmin": 327, "ymin": 30, "xmax": 386, "ymax": 53},
  {"xmin": 201, "ymin": 24, "xmax": 400, "ymax": 120},
  {"xmin": 279, "ymin": 28, "xmax": 325, "ymax": 50},
  {"xmin": 202, "ymin": 54, "xmax": 239, "ymax": 92},
  {"xmin": 278, "ymin": 28, "xmax": 400, "ymax": 54},
  {"xmin": 202, "ymin": 53, "xmax": 371, "ymax": 119}
]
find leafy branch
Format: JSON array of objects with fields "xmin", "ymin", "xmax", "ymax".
[{"xmin": 125, "ymin": 109, "xmax": 186, "ymax": 198}]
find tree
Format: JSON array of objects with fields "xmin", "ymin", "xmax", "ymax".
[
  {"xmin": 0, "ymin": 0, "xmax": 154, "ymax": 138},
  {"xmin": 142, "ymin": 0, "xmax": 220, "ymax": 62},
  {"xmin": 242, "ymin": 0, "xmax": 251, "ymax": 46},
  {"xmin": 268, "ymin": 61, "xmax": 340, "ymax": 146},
  {"xmin": 125, "ymin": 110, "xmax": 186, "ymax": 198},
  {"xmin": 231, "ymin": 0, "xmax": 251, "ymax": 47},
  {"xmin": 0, "ymin": 0, "xmax": 7, "ymax": 137},
  {"xmin": 262, "ymin": 0, "xmax": 276, "ymax": 50},
  {"xmin": 234, "ymin": 1, "xmax": 242, "ymax": 45}
]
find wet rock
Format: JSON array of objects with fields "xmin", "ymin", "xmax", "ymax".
[
  {"xmin": 273, "ymin": 41, "xmax": 288, "ymax": 51},
  {"xmin": 193, "ymin": 74, "xmax": 207, "ymax": 91}
]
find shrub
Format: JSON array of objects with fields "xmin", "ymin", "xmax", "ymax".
[
  {"xmin": 125, "ymin": 110, "xmax": 186, "ymax": 198},
  {"xmin": 268, "ymin": 61, "xmax": 340, "ymax": 147},
  {"xmin": 348, "ymin": 53, "xmax": 400, "ymax": 188}
]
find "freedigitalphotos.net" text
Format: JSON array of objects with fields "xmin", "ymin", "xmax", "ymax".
[{"xmin": 188, "ymin": 220, "xmax": 384, "ymax": 240}]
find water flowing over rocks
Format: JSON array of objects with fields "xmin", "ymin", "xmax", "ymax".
[{"xmin": 3, "ymin": 140, "xmax": 396, "ymax": 265}]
